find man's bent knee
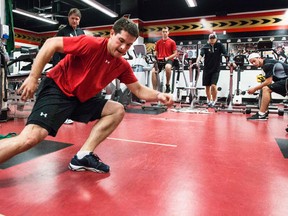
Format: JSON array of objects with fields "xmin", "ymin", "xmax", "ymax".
[
  {"xmin": 19, "ymin": 125, "xmax": 48, "ymax": 151},
  {"xmin": 102, "ymin": 101, "xmax": 125, "ymax": 119},
  {"xmin": 263, "ymin": 86, "xmax": 272, "ymax": 92},
  {"xmin": 114, "ymin": 103, "xmax": 125, "ymax": 118}
]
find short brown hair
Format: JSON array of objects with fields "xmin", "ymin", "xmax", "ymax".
[
  {"xmin": 113, "ymin": 17, "xmax": 139, "ymax": 38},
  {"xmin": 68, "ymin": 8, "xmax": 81, "ymax": 18},
  {"xmin": 162, "ymin": 26, "xmax": 169, "ymax": 31}
]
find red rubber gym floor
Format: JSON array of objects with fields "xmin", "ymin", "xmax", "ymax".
[{"xmin": 0, "ymin": 107, "xmax": 288, "ymax": 216}]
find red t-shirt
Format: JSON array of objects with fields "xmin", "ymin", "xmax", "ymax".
[
  {"xmin": 47, "ymin": 35, "xmax": 137, "ymax": 102},
  {"xmin": 155, "ymin": 38, "xmax": 177, "ymax": 59}
]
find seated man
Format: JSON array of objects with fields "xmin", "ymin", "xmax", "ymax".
[
  {"xmin": 151, "ymin": 26, "xmax": 177, "ymax": 93},
  {"xmin": 247, "ymin": 53, "xmax": 288, "ymax": 120}
]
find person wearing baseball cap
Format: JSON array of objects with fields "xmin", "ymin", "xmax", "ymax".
[
  {"xmin": 195, "ymin": 33, "xmax": 227, "ymax": 107},
  {"xmin": 208, "ymin": 33, "xmax": 217, "ymax": 40},
  {"xmin": 248, "ymin": 52, "xmax": 260, "ymax": 62},
  {"xmin": 247, "ymin": 52, "xmax": 288, "ymax": 120}
]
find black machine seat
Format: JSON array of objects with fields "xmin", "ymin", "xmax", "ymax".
[
  {"xmin": 272, "ymin": 62, "xmax": 288, "ymax": 96},
  {"xmin": 273, "ymin": 62, "xmax": 288, "ymax": 79},
  {"xmin": 233, "ymin": 55, "xmax": 246, "ymax": 67}
]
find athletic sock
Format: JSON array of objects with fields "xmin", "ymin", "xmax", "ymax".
[
  {"xmin": 258, "ymin": 111, "xmax": 265, "ymax": 115},
  {"xmin": 76, "ymin": 151, "xmax": 91, "ymax": 159}
]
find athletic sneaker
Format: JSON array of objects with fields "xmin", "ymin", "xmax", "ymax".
[
  {"xmin": 211, "ymin": 101, "xmax": 216, "ymax": 107},
  {"xmin": 64, "ymin": 119, "xmax": 74, "ymax": 124},
  {"xmin": 247, "ymin": 112, "xmax": 268, "ymax": 120},
  {"xmin": 69, "ymin": 152, "xmax": 110, "ymax": 173},
  {"xmin": 165, "ymin": 84, "xmax": 171, "ymax": 93}
]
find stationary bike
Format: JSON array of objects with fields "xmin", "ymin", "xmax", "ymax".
[
  {"xmin": 0, "ymin": 42, "xmax": 9, "ymax": 121},
  {"xmin": 186, "ymin": 62, "xmax": 201, "ymax": 105},
  {"xmin": 147, "ymin": 57, "xmax": 168, "ymax": 110},
  {"xmin": 171, "ymin": 51, "xmax": 208, "ymax": 113},
  {"xmin": 223, "ymin": 55, "xmax": 246, "ymax": 107},
  {"xmin": 135, "ymin": 48, "xmax": 167, "ymax": 114},
  {"xmin": 215, "ymin": 56, "xmax": 249, "ymax": 114}
]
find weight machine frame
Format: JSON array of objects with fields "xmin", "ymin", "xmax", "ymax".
[{"xmin": 171, "ymin": 50, "xmax": 209, "ymax": 114}]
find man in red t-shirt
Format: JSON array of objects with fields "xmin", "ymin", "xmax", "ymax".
[
  {"xmin": 0, "ymin": 18, "xmax": 173, "ymax": 173},
  {"xmin": 151, "ymin": 26, "xmax": 177, "ymax": 93}
]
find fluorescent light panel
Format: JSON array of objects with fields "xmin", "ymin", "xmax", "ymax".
[
  {"xmin": 185, "ymin": 0, "xmax": 197, "ymax": 7},
  {"xmin": 80, "ymin": 0, "xmax": 118, "ymax": 18},
  {"xmin": 13, "ymin": 8, "xmax": 58, "ymax": 25}
]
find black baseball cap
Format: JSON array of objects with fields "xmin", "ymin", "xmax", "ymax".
[{"xmin": 209, "ymin": 33, "xmax": 217, "ymax": 39}]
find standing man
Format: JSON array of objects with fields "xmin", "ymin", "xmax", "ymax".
[
  {"xmin": 0, "ymin": 18, "xmax": 173, "ymax": 173},
  {"xmin": 52, "ymin": 8, "xmax": 85, "ymax": 66},
  {"xmin": 247, "ymin": 53, "xmax": 288, "ymax": 120},
  {"xmin": 151, "ymin": 26, "xmax": 177, "ymax": 93},
  {"xmin": 53, "ymin": 8, "xmax": 85, "ymax": 124},
  {"xmin": 196, "ymin": 33, "xmax": 227, "ymax": 107}
]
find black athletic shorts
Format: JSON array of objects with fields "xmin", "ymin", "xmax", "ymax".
[
  {"xmin": 202, "ymin": 72, "xmax": 220, "ymax": 86},
  {"xmin": 158, "ymin": 60, "xmax": 173, "ymax": 73},
  {"xmin": 268, "ymin": 79, "xmax": 287, "ymax": 97},
  {"xmin": 27, "ymin": 77, "xmax": 108, "ymax": 137}
]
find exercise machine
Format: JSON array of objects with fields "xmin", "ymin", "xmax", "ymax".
[
  {"xmin": 286, "ymin": 79, "xmax": 288, "ymax": 132},
  {"xmin": 171, "ymin": 50, "xmax": 208, "ymax": 114},
  {"xmin": 171, "ymin": 51, "xmax": 189, "ymax": 102},
  {"xmin": 139, "ymin": 50, "xmax": 168, "ymax": 113},
  {"xmin": 232, "ymin": 55, "xmax": 247, "ymax": 105},
  {"xmin": 133, "ymin": 44, "xmax": 154, "ymax": 88},
  {"xmin": 172, "ymin": 50, "xmax": 199, "ymax": 103},
  {"xmin": 0, "ymin": 40, "xmax": 9, "ymax": 121},
  {"xmin": 107, "ymin": 50, "xmax": 141, "ymax": 108},
  {"xmin": 215, "ymin": 55, "xmax": 251, "ymax": 114}
]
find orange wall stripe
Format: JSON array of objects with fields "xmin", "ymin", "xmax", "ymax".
[{"xmin": 14, "ymin": 10, "xmax": 288, "ymax": 45}]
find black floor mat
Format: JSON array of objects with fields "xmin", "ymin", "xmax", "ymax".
[
  {"xmin": 276, "ymin": 138, "xmax": 288, "ymax": 158},
  {"xmin": 125, "ymin": 106, "xmax": 167, "ymax": 115},
  {"xmin": 0, "ymin": 140, "xmax": 73, "ymax": 169}
]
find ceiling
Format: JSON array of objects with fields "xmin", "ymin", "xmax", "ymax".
[{"xmin": 12, "ymin": 0, "xmax": 288, "ymax": 32}]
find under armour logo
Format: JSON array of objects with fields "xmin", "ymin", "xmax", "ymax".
[
  {"xmin": 105, "ymin": 60, "xmax": 110, "ymax": 64},
  {"xmin": 40, "ymin": 112, "xmax": 48, "ymax": 118}
]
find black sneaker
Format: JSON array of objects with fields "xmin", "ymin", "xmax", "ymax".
[
  {"xmin": 247, "ymin": 112, "xmax": 268, "ymax": 120},
  {"xmin": 165, "ymin": 84, "xmax": 171, "ymax": 93},
  {"xmin": 69, "ymin": 152, "xmax": 110, "ymax": 173}
]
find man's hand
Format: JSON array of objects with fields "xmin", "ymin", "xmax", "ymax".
[
  {"xmin": 247, "ymin": 87, "xmax": 257, "ymax": 95},
  {"xmin": 18, "ymin": 76, "xmax": 39, "ymax": 101},
  {"xmin": 157, "ymin": 92, "xmax": 174, "ymax": 106}
]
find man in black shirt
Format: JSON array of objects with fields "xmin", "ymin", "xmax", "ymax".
[
  {"xmin": 247, "ymin": 53, "xmax": 288, "ymax": 120},
  {"xmin": 196, "ymin": 33, "xmax": 227, "ymax": 107},
  {"xmin": 52, "ymin": 8, "xmax": 85, "ymax": 66},
  {"xmin": 52, "ymin": 8, "xmax": 85, "ymax": 124}
]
